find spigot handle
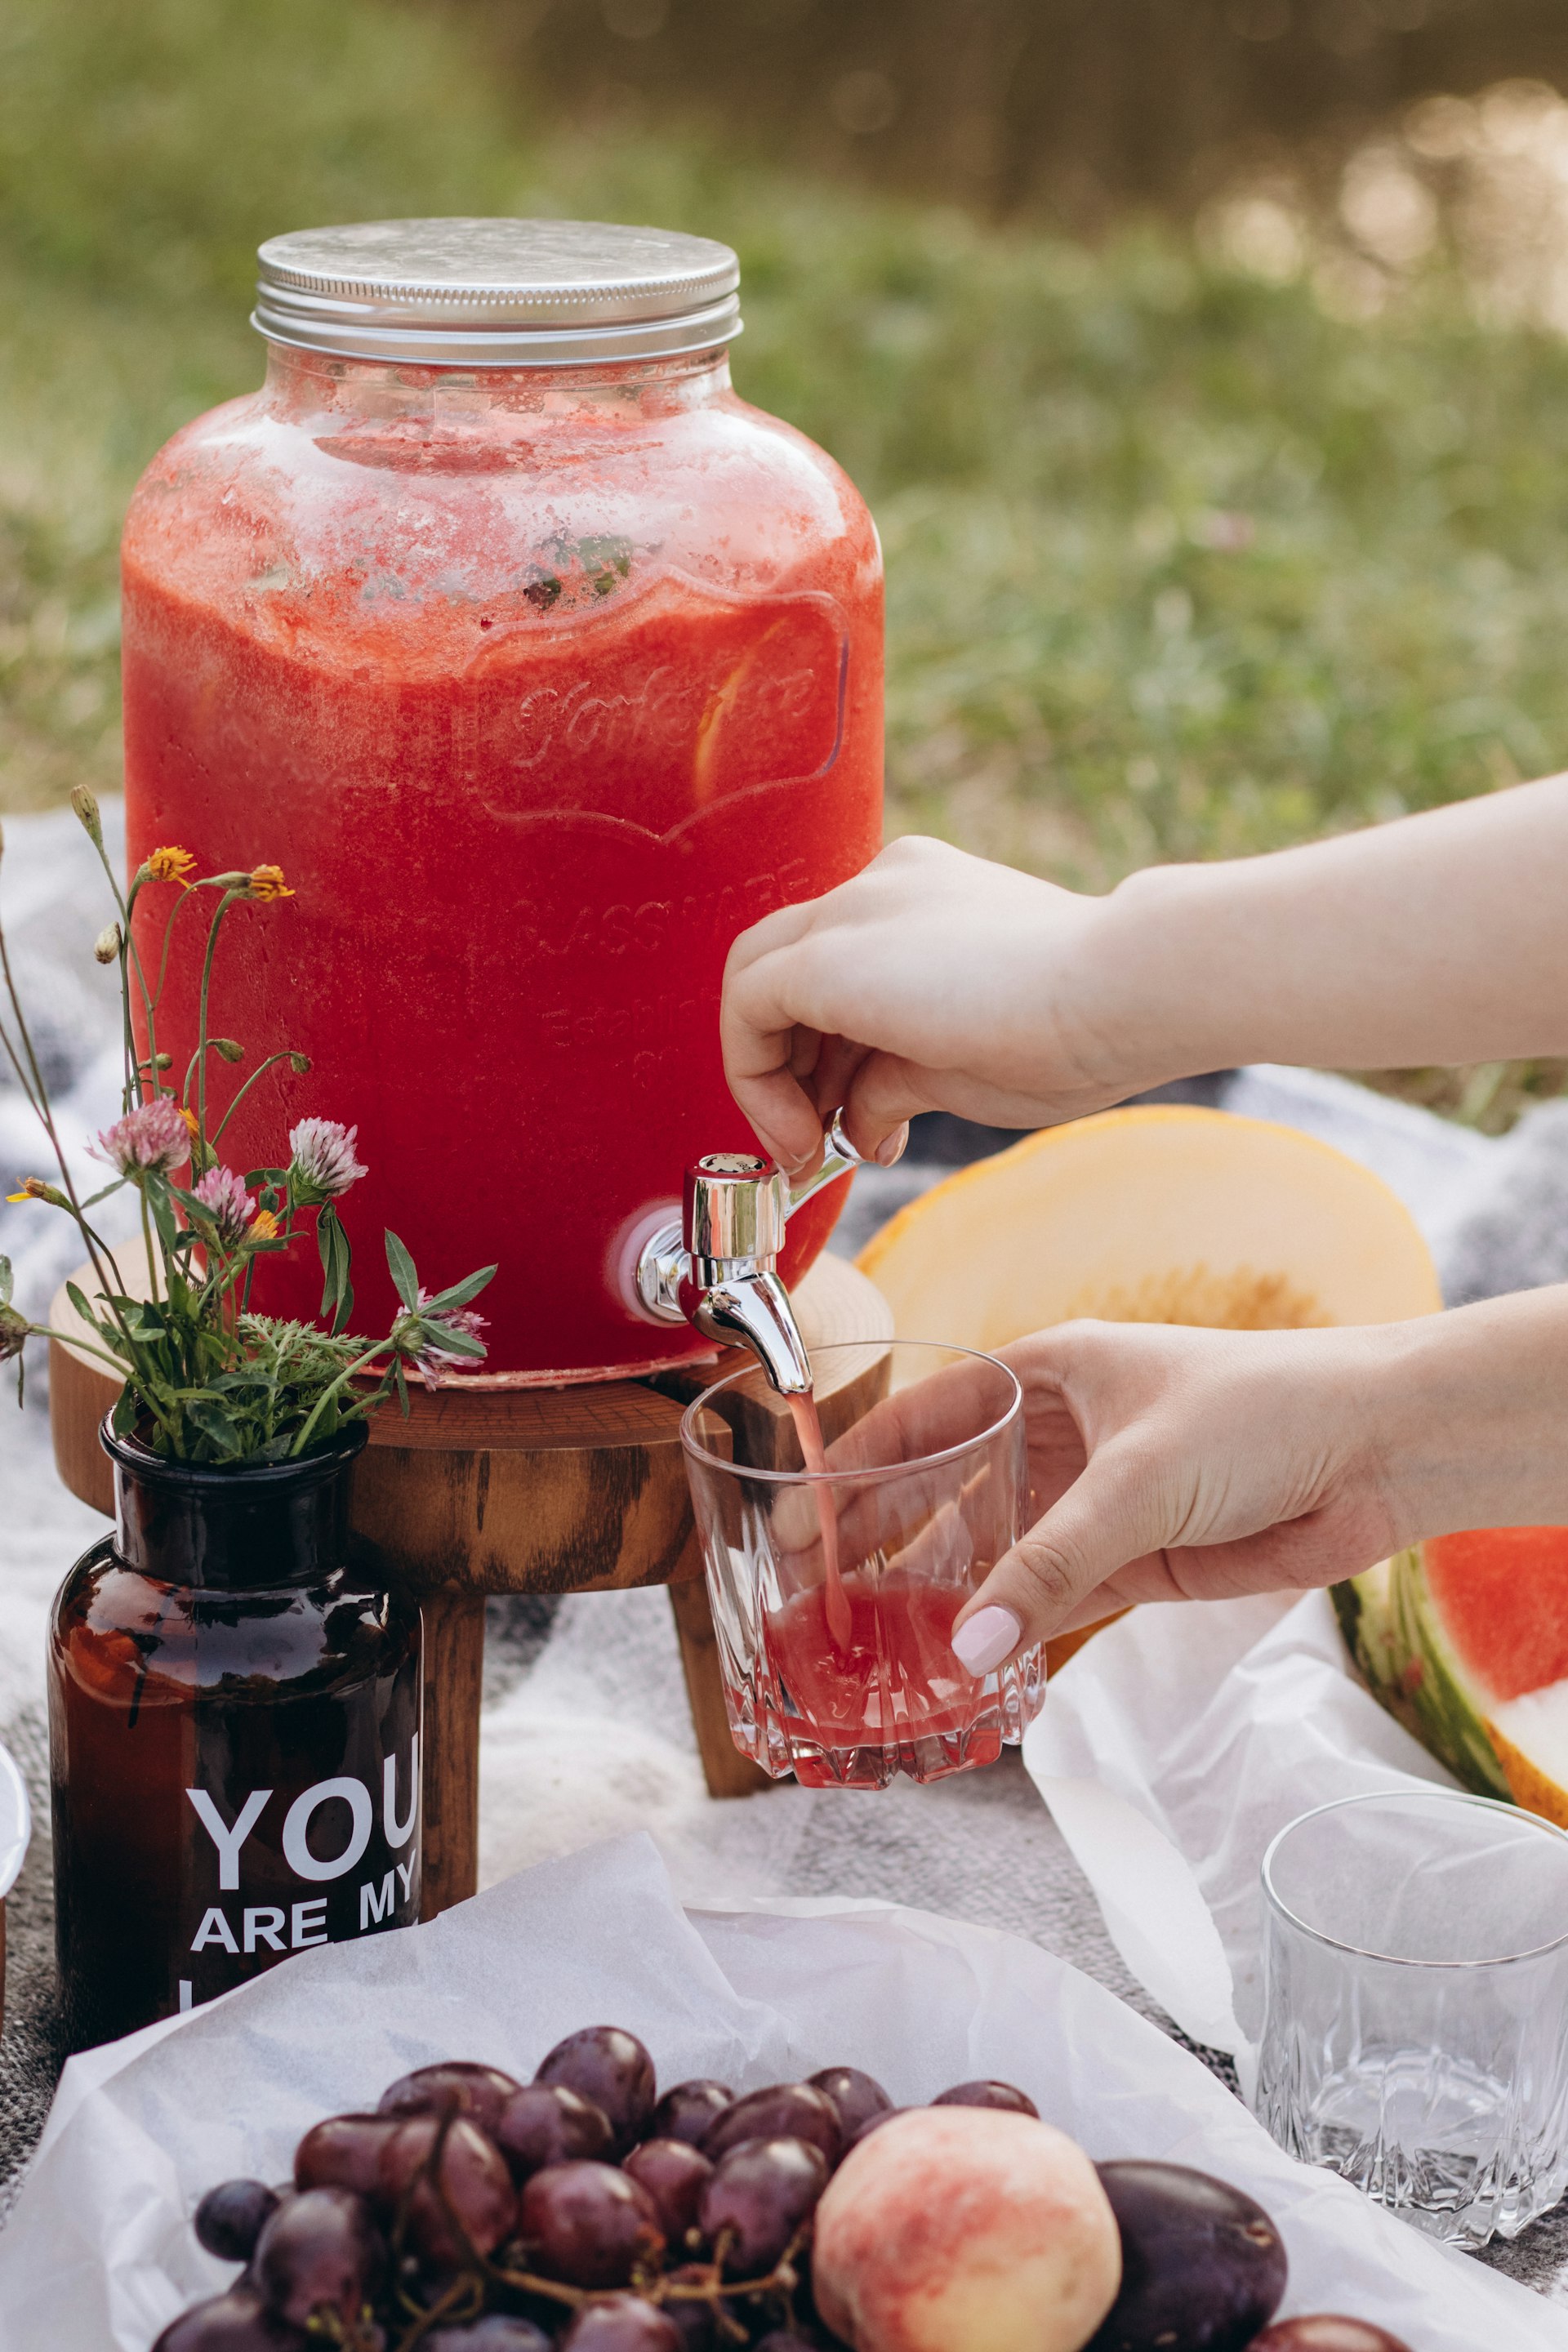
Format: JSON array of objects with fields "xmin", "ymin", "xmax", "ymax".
[{"xmin": 785, "ymin": 1106, "xmax": 866, "ymax": 1216}]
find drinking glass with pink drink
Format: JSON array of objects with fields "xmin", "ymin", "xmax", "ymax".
[{"xmin": 681, "ymin": 1343, "xmax": 1038, "ymax": 1788}]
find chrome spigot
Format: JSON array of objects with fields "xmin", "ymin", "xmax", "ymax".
[{"xmin": 633, "ymin": 1114, "xmax": 863, "ymax": 1396}]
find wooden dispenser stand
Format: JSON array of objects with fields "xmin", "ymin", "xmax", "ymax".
[{"xmin": 48, "ymin": 1253, "xmax": 893, "ymax": 1921}]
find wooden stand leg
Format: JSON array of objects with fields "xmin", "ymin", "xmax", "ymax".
[
  {"xmin": 420, "ymin": 1588, "xmax": 486, "ymax": 1919},
  {"xmin": 668, "ymin": 1574, "xmax": 773, "ymax": 1800}
]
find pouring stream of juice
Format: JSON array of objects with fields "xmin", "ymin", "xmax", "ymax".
[{"xmin": 786, "ymin": 1391, "xmax": 853, "ymax": 1652}]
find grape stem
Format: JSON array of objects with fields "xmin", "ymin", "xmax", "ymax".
[{"xmin": 384, "ymin": 2102, "xmax": 812, "ymax": 2351}]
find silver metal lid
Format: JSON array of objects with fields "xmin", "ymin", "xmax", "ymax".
[{"xmin": 252, "ymin": 217, "xmax": 742, "ymax": 367}]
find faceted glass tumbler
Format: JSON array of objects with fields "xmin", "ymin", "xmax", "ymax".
[
  {"xmin": 1256, "ymin": 1787, "xmax": 1568, "ymax": 2245},
  {"xmin": 680, "ymin": 1342, "xmax": 1036, "ymax": 1789}
]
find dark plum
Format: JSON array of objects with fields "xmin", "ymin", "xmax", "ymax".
[
  {"xmin": 1254, "ymin": 2327, "xmax": 1412, "ymax": 2352},
  {"xmin": 153, "ymin": 2292, "xmax": 306, "ymax": 2351},
  {"xmin": 376, "ymin": 2114, "xmax": 516, "ymax": 2269},
  {"xmin": 559, "ymin": 2297, "xmax": 682, "ymax": 2352},
  {"xmin": 701, "ymin": 2085, "xmax": 841, "ymax": 2168},
  {"xmin": 650, "ymin": 2080, "xmax": 733, "ymax": 2149},
  {"xmin": 378, "ymin": 2061, "xmax": 522, "ymax": 2136},
  {"xmin": 535, "ymin": 2027, "xmax": 657, "ymax": 2152},
  {"xmin": 295, "ymin": 2114, "xmax": 402, "ymax": 2197},
  {"xmin": 519, "ymin": 2159, "xmax": 666, "ymax": 2289},
  {"xmin": 697, "ymin": 2136, "xmax": 828, "ymax": 2276},
  {"xmin": 807, "ymin": 2068, "xmax": 892, "ymax": 2145},
  {"xmin": 194, "ymin": 2180, "xmax": 281, "ymax": 2265},
  {"xmin": 252, "ymin": 2187, "xmax": 384, "ymax": 2331},
  {"xmin": 659, "ymin": 2262, "xmax": 719, "ymax": 2351},
  {"xmin": 622, "ymin": 2138, "xmax": 714, "ymax": 2243},
  {"xmin": 930, "ymin": 2079, "xmax": 1038, "ymax": 2118},
  {"xmin": 425, "ymin": 2321, "xmax": 555, "ymax": 2351},
  {"xmin": 496, "ymin": 2082, "xmax": 615, "ymax": 2180},
  {"xmin": 1086, "ymin": 2161, "xmax": 1287, "ymax": 2352}
]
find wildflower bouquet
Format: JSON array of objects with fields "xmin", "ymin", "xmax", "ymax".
[{"xmin": 0, "ymin": 791, "xmax": 494, "ymax": 1463}]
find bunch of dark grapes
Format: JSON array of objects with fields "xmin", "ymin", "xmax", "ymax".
[
  {"xmin": 155, "ymin": 2031, "xmax": 916, "ymax": 2351},
  {"xmin": 153, "ymin": 2034, "xmax": 1413, "ymax": 2352}
]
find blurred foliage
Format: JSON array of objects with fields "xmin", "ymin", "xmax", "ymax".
[
  {"xmin": 506, "ymin": 0, "xmax": 1568, "ymax": 226},
  {"xmin": 2, "ymin": 0, "xmax": 1567, "ymax": 1124}
]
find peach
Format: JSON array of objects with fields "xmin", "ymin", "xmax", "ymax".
[{"xmin": 813, "ymin": 2105, "xmax": 1120, "ymax": 2352}]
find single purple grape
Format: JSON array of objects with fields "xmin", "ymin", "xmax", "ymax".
[
  {"xmin": 700, "ymin": 2086, "xmax": 840, "ymax": 2169},
  {"xmin": 519, "ymin": 2159, "xmax": 665, "ymax": 2289},
  {"xmin": 621, "ymin": 2139, "xmax": 714, "ymax": 2246},
  {"xmin": 806, "ymin": 2068, "xmax": 892, "ymax": 2145},
  {"xmin": 559, "ymin": 2298, "xmax": 682, "ymax": 2352},
  {"xmin": 378, "ymin": 2060, "xmax": 521, "ymax": 2136},
  {"xmin": 697, "ymin": 2136, "xmax": 828, "ymax": 2276},
  {"xmin": 252, "ymin": 2188, "xmax": 384, "ymax": 2330},
  {"xmin": 495, "ymin": 2082, "xmax": 615, "ymax": 2180},
  {"xmin": 648, "ymin": 2080, "xmax": 733, "ymax": 2149},
  {"xmin": 535, "ymin": 2027, "xmax": 657, "ymax": 2152},
  {"xmin": 294, "ymin": 2114, "xmax": 402, "ymax": 2197},
  {"xmin": 930, "ymin": 2078, "xmax": 1038, "ymax": 2118},
  {"xmin": 424, "ymin": 2320, "xmax": 555, "ymax": 2351},
  {"xmin": 194, "ymin": 2180, "xmax": 281, "ymax": 2265},
  {"xmin": 376, "ymin": 2114, "xmax": 517, "ymax": 2269},
  {"xmin": 152, "ymin": 2292, "xmax": 307, "ymax": 2351}
]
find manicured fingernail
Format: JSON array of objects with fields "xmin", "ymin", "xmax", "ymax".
[
  {"xmin": 875, "ymin": 1124, "xmax": 909, "ymax": 1169},
  {"xmin": 951, "ymin": 1605, "xmax": 1022, "ymax": 1677}
]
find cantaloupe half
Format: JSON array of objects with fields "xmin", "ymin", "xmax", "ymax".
[
  {"xmin": 1335, "ymin": 1533, "xmax": 1568, "ymax": 1826},
  {"xmin": 857, "ymin": 1105, "xmax": 1441, "ymax": 1344},
  {"xmin": 857, "ymin": 1104, "xmax": 1441, "ymax": 1673}
]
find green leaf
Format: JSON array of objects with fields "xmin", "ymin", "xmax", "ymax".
[
  {"xmin": 317, "ymin": 1204, "xmax": 354, "ymax": 1337},
  {"xmin": 244, "ymin": 1167, "xmax": 287, "ymax": 1189},
  {"xmin": 184, "ymin": 1397, "xmax": 243, "ymax": 1457},
  {"xmin": 0, "ymin": 1255, "xmax": 11, "ymax": 1308},
  {"xmin": 65, "ymin": 1279, "xmax": 94, "ymax": 1323},
  {"xmin": 78, "ymin": 1178, "xmax": 128, "ymax": 1209},
  {"xmin": 110, "ymin": 1384, "xmax": 137, "ymax": 1437},
  {"xmin": 384, "ymin": 1229, "xmax": 419, "ymax": 1312},
  {"xmin": 414, "ymin": 1319, "xmax": 486, "ymax": 1361},
  {"xmin": 419, "ymin": 1264, "xmax": 497, "ymax": 1314}
]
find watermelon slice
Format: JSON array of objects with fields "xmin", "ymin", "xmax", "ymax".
[{"xmin": 1334, "ymin": 1530, "xmax": 1568, "ymax": 1824}]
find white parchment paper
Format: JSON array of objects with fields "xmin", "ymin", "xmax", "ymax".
[
  {"xmin": 0, "ymin": 1829, "xmax": 1557, "ymax": 2350},
  {"xmin": 1023, "ymin": 1588, "xmax": 1459, "ymax": 2072}
]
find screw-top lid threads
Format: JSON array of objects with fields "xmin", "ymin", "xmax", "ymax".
[{"xmin": 253, "ymin": 217, "xmax": 742, "ymax": 367}]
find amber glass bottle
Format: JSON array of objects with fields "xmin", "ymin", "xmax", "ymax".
[{"xmin": 48, "ymin": 1424, "xmax": 421, "ymax": 2051}]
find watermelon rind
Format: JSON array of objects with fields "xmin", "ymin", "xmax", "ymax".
[{"xmin": 1334, "ymin": 1549, "xmax": 1512, "ymax": 1802}]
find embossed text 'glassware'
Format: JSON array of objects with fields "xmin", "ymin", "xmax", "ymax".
[
  {"xmin": 681, "ymin": 1341, "xmax": 1037, "ymax": 1788},
  {"xmin": 1256, "ymin": 1787, "xmax": 1568, "ymax": 2246}
]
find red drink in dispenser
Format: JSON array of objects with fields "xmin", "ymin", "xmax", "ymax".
[{"xmin": 120, "ymin": 222, "xmax": 882, "ymax": 1376}]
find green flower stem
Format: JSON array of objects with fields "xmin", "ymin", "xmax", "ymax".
[
  {"xmin": 211, "ymin": 1047, "xmax": 305, "ymax": 1146},
  {"xmin": 0, "ymin": 929, "xmax": 145, "ymax": 1374},
  {"xmin": 196, "ymin": 889, "xmax": 245, "ymax": 1143},
  {"xmin": 93, "ymin": 836, "xmax": 165, "ymax": 1105},
  {"xmin": 289, "ymin": 1343, "xmax": 396, "ymax": 1457}
]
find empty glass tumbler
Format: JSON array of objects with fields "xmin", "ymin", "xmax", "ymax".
[
  {"xmin": 681, "ymin": 1341, "xmax": 1036, "ymax": 1788},
  {"xmin": 1256, "ymin": 1787, "xmax": 1568, "ymax": 2245}
]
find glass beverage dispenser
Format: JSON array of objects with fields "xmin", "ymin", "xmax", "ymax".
[{"xmin": 120, "ymin": 220, "xmax": 884, "ymax": 1378}]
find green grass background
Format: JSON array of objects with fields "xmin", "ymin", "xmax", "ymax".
[{"xmin": 4, "ymin": 0, "xmax": 1567, "ymax": 1120}]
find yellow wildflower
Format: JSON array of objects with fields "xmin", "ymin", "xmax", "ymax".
[
  {"xmin": 248, "ymin": 1208, "xmax": 280, "ymax": 1241},
  {"xmin": 180, "ymin": 1106, "xmax": 200, "ymax": 1138},
  {"xmin": 145, "ymin": 845, "xmax": 196, "ymax": 885},
  {"xmin": 246, "ymin": 864, "xmax": 294, "ymax": 902}
]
